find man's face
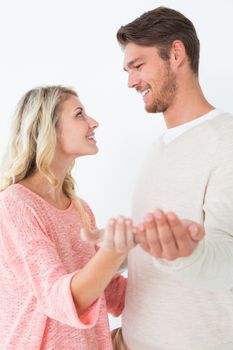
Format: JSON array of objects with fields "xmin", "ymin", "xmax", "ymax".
[{"xmin": 123, "ymin": 43, "xmax": 177, "ymax": 113}]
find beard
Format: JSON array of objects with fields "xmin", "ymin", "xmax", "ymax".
[{"xmin": 145, "ymin": 63, "xmax": 177, "ymax": 113}]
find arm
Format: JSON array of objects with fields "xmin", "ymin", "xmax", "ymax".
[
  {"xmin": 80, "ymin": 224, "xmax": 128, "ymax": 317},
  {"xmin": 135, "ymin": 129, "xmax": 233, "ymax": 292},
  {"xmin": 1, "ymin": 201, "xmax": 87, "ymax": 328},
  {"xmin": 71, "ymin": 218, "xmax": 131, "ymax": 316},
  {"xmin": 1, "ymin": 199, "xmax": 134, "ymax": 327},
  {"xmin": 75, "ymin": 217, "xmax": 134, "ymax": 315}
]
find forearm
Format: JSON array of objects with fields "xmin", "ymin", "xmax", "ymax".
[
  {"xmin": 71, "ymin": 248, "xmax": 126, "ymax": 315},
  {"xmin": 153, "ymin": 238, "xmax": 233, "ymax": 291}
]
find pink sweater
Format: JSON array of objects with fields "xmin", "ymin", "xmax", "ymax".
[{"xmin": 0, "ymin": 184, "xmax": 126, "ymax": 350}]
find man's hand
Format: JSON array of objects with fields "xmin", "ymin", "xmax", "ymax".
[
  {"xmin": 134, "ymin": 209, "xmax": 205, "ymax": 260},
  {"xmin": 81, "ymin": 216, "xmax": 136, "ymax": 253}
]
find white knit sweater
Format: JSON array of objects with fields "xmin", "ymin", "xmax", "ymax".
[{"xmin": 122, "ymin": 112, "xmax": 233, "ymax": 350}]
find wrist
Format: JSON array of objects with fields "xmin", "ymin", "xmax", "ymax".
[{"xmin": 98, "ymin": 247, "xmax": 127, "ymax": 261}]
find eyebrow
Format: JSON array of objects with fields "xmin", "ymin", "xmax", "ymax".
[
  {"xmin": 74, "ymin": 106, "xmax": 83, "ymax": 112},
  {"xmin": 123, "ymin": 58, "xmax": 142, "ymax": 71}
]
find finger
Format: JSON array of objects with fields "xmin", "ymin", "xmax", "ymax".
[
  {"xmin": 80, "ymin": 228, "xmax": 90, "ymax": 241},
  {"xmin": 114, "ymin": 216, "xmax": 127, "ymax": 252},
  {"xmin": 80, "ymin": 228, "xmax": 103, "ymax": 243},
  {"xmin": 125, "ymin": 219, "xmax": 136, "ymax": 249},
  {"xmin": 182, "ymin": 219, "xmax": 205, "ymax": 241},
  {"xmin": 187, "ymin": 223, "xmax": 205, "ymax": 241},
  {"xmin": 133, "ymin": 225, "xmax": 143, "ymax": 244},
  {"xmin": 132, "ymin": 226, "xmax": 141, "ymax": 244},
  {"xmin": 135, "ymin": 223, "xmax": 151, "ymax": 252},
  {"xmin": 154, "ymin": 210, "xmax": 178, "ymax": 260},
  {"xmin": 166, "ymin": 212, "xmax": 193, "ymax": 257},
  {"xmin": 103, "ymin": 219, "xmax": 115, "ymax": 250},
  {"xmin": 143, "ymin": 213, "xmax": 162, "ymax": 257}
]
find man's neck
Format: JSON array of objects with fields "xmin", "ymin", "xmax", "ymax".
[{"xmin": 164, "ymin": 76, "xmax": 214, "ymax": 129}]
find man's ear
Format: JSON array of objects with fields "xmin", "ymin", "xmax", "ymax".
[{"xmin": 170, "ymin": 40, "xmax": 186, "ymax": 69}]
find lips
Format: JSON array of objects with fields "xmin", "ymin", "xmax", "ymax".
[
  {"xmin": 141, "ymin": 88, "xmax": 150, "ymax": 97},
  {"xmin": 86, "ymin": 133, "xmax": 96, "ymax": 143},
  {"xmin": 140, "ymin": 88, "xmax": 151, "ymax": 103},
  {"xmin": 136, "ymin": 86, "xmax": 150, "ymax": 101}
]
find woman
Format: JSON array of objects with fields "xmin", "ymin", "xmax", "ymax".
[{"xmin": 0, "ymin": 86, "xmax": 135, "ymax": 349}]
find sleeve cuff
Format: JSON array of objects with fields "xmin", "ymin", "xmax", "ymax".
[
  {"xmin": 152, "ymin": 240, "xmax": 205, "ymax": 273},
  {"xmin": 64, "ymin": 271, "xmax": 102, "ymax": 329}
]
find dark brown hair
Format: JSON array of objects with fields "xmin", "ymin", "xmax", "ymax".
[{"xmin": 116, "ymin": 6, "xmax": 200, "ymax": 74}]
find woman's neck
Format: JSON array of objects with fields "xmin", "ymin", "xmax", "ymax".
[{"xmin": 20, "ymin": 171, "xmax": 71, "ymax": 210}]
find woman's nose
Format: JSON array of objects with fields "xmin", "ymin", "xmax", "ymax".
[{"xmin": 87, "ymin": 116, "xmax": 99, "ymax": 129}]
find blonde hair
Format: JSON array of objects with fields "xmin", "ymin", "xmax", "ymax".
[{"xmin": 0, "ymin": 85, "xmax": 91, "ymax": 227}]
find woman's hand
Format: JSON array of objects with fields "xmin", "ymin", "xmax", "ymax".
[{"xmin": 81, "ymin": 216, "xmax": 137, "ymax": 254}]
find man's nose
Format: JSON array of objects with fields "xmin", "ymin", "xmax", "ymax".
[{"xmin": 128, "ymin": 72, "xmax": 140, "ymax": 88}]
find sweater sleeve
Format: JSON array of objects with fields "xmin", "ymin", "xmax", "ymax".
[
  {"xmin": 104, "ymin": 273, "xmax": 127, "ymax": 316},
  {"xmin": 81, "ymin": 200, "xmax": 127, "ymax": 315},
  {"xmin": 153, "ymin": 125, "xmax": 233, "ymax": 292},
  {"xmin": 0, "ymin": 198, "xmax": 102, "ymax": 329}
]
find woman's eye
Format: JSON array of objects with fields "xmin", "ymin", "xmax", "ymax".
[{"xmin": 76, "ymin": 112, "xmax": 84, "ymax": 119}]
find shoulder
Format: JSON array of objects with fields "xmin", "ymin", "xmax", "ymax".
[
  {"xmin": 191, "ymin": 112, "xmax": 233, "ymax": 156},
  {"xmin": 0, "ymin": 184, "xmax": 27, "ymax": 209},
  {"xmin": 204, "ymin": 112, "xmax": 233, "ymax": 166},
  {"xmin": 79, "ymin": 198, "xmax": 93, "ymax": 212},
  {"xmin": 0, "ymin": 184, "xmax": 45, "ymax": 228},
  {"xmin": 0, "ymin": 184, "xmax": 38, "ymax": 210},
  {"xmin": 211, "ymin": 113, "xmax": 233, "ymax": 148},
  {"xmin": 206, "ymin": 112, "xmax": 233, "ymax": 137}
]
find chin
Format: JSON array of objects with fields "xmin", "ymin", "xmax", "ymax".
[
  {"xmin": 88, "ymin": 147, "xmax": 99, "ymax": 155},
  {"xmin": 145, "ymin": 104, "xmax": 159, "ymax": 113},
  {"xmin": 145, "ymin": 101, "xmax": 168, "ymax": 114}
]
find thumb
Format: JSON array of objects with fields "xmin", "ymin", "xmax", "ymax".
[
  {"xmin": 80, "ymin": 228, "xmax": 104, "ymax": 244},
  {"xmin": 188, "ymin": 223, "xmax": 205, "ymax": 241}
]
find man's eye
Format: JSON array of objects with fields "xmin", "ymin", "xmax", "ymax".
[{"xmin": 135, "ymin": 63, "xmax": 143, "ymax": 69}]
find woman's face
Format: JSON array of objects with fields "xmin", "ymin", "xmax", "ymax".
[{"xmin": 56, "ymin": 94, "xmax": 99, "ymax": 159}]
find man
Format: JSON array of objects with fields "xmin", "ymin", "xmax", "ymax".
[{"xmin": 114, "ymin": 6, "xmax": 233, "ymax": 350}]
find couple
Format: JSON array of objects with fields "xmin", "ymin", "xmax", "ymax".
[{"xmin": 1, "ymin": 6, "xmax": 233, "ymax": 350}]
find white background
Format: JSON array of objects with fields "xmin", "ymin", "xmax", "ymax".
[{"xmin": 0, "ymin": 0, "xmax": 233, "ymax": 329}]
